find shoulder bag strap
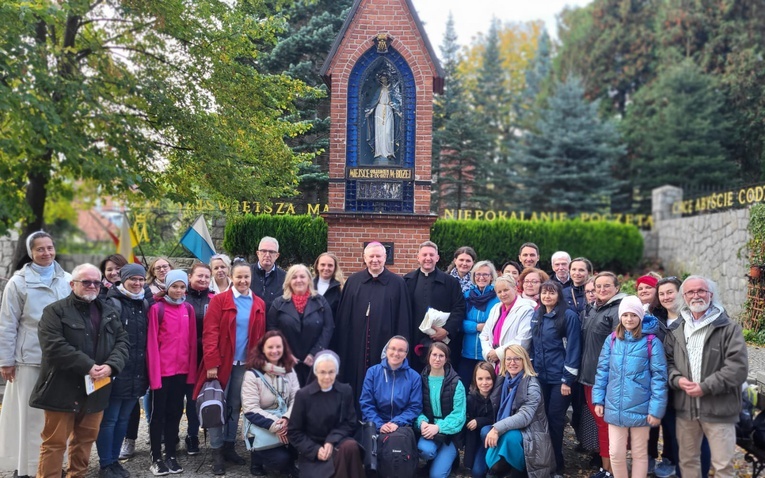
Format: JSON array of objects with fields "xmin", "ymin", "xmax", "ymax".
[{"xmin": 252, "ymin": 369, "xmax": 287, "ymax": 412}]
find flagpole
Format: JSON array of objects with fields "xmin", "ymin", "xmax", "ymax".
[{"xmin": 167, "ymin": 215, "xmax": 199, "ymax": 259}]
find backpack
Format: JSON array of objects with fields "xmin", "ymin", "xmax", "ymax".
[
  {"xmin": 753, "ymin": 410, "xmax": 765, "ymax": 448},
  {"xmin": 196, "ymin": 379, "xmax": 226, "ymax": 429},
  {"xmin": 739, "ymin": 385, "xmax": 759, "ymax": 440},
  {"xmin": 610, "ymin": 331, "xmax": 654, "ymax": 357},
  {"xmin": 108, "ymin": 296, "xmax": 150, "ymax": 319},
  {"xmin": 376, "ymin": 426, "xmax": 418, "ymax": 478}
]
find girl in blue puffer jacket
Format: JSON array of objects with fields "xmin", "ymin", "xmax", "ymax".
[{"xmin": 592, "ymin": 295, "xmax": 668, "ymax": 478}]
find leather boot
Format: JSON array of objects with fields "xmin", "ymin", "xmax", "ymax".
[
  {"xmin": 212, "ymin": 447, "xmax": 225, "ymax": 475},
  {"xmin": 250, "ymin": 451, "xmax": 265, "ymax": 476},
  {"xmin": 222, "ymin": 440, "xmax": 246, "ymax": 465}
]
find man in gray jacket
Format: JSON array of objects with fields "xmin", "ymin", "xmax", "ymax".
[{"xmin": 665, "ymin": 275, "xmax": 747, "ymax": 478}]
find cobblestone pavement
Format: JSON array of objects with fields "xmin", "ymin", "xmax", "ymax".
[{"xmin": 1, "ymin": 345, "xmax": 764, "ymax": 477}]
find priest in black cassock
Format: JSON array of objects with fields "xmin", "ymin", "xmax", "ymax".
[
  {"xmin": 403, "ymin": 241, "xmax": 465, "ymax": 372},
  {"xmin": 333, "ymin": 242, "xmax": 412, "ymax": 401}
]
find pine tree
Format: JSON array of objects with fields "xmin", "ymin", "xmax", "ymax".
[
  {"xmin": 622, "ymin": 60, "xmax": 737, "ymax": 210},
  {"xmin": 517, "ymin": 30, "xmax": 552, "ymax": 129},
  {"xmin": 515, "ymin": 77, "xmax": 625, "ymax": 214},
  {"xmin": 432, "ymin": 15, "xmax": 492, "ymax": 210}
]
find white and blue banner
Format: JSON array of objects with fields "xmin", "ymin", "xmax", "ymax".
[{"xmin": 180, "ymin": 215, "xmax": 216, "ymax": 263}]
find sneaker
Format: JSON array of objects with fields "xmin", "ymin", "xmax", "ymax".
[
  {"xmin": 119, "ymin": 439, "xmax": 135, "ymax": 460},
  {"xmin": 98, "ymin": 465, "xmax": 120, "ymax": 478},
  {"xmin": 112, "ymin": 461, "xmax": 130, "ymax": 478},
  {"xmin": 150, "ymin": 459, "xmax": 170, "ymax": 476},
  {"xmin": 648, "ymin": 456, "xmax": 656, "ymax": 474},
  {"xmin": 165, "ymin": 456, "xmax": 183, "ymax": 474},
  {"xmin": 590, "ymin": 468, "xmax": 608, "ymax": 478},
  {"xmin": 654, "ymin": 459, "xmax": 677, "ymax": 478},
  {"xmin": 184, "ymin": 435, "xmax": 200, "ymax": 456}
]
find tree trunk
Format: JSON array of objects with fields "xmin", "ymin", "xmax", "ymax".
[{"xmin": 10, "ymin": 156, "xmax": 51, "ymax": 273}]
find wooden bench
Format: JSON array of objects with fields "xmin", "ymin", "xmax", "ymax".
[{"xmin": 738, "ymin": 437, "xmax": 765, "ymax": 478}]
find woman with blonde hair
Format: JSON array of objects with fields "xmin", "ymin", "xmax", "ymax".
[
  {"xmin": 479, "ymin": 275, "xmax": 535, "ymax": 369},
  {"xmin": 146, "ymin": 257, "xmax": 174, "ymax": 297},
  {"xmin": 484, "ymin": 344, "xmax": 554, "ymax": 478},
  {"xmin": 268, "ymin": 264, "xmax": 335, "ymax": 385},
  {"xmin": 209, "ymin": 254, "xmax": 233, "ymax": 293},
  {"xmin": 312, "ymin": 253, "xmax": 344, "ymax": 320}
]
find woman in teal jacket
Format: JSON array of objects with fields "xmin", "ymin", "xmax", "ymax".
[
  {"xmin": 459, "ymin": 261, "xmax": 500, "ymax": 386},
  {"xmin": 593, "ymin": 295, "xmax": 668, "ymax": 478}
]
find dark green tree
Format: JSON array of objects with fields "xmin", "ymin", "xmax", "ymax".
[
  {"xmin": 516, "ymin": 29, "xmax": 552, "ymax": 130},
  {"xmin": 432, "ymin": 14, "xmax": 492, "ymax": 210},
  {"xmin": 622, "ymin": 60, "xmax": 737, "ymax": 209},
  {"xmin": 259, "ymin": 0, "xmax": 353, "ymax": 203},
  {"xmin": 514, "ymin": 76, "xmax": 625, "ymax": 214}
]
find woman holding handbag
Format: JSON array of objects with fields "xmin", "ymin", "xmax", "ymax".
[{"xmin": 242, "ymin": 330, "xmax": 300, "ymax": 477}]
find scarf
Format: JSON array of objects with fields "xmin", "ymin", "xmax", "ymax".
[
  {"xmin": 152, "ymin": 279, "xmax": 167, "ymax": 291},
  {"xmin": 262, "ymin": 362, "xmax": 287, "ymax": 376},
  {"xmin": 497, "ymin": 372, "xmax": 524, "ymax": 420},
  {"xmin": 292, "ymin": 292, "xmax": 310, "ymax": 314},
  {"xmin": 118, "ymin": 284, "xmax": 145, "ymax": 300},
  {"xmin": 466, "ymin": 284, "xmax": 497, "ymax": 312},
  {"xmin": 164, "ymin": 295, "xmax": 186, "ymax": 305},
  {"xmin": 30, "ymin": 262, "xmax": 55, "ymax": 286},
  {"xmin": 450, "ymin": 267, "xmax": 473, "ymax": 292}
]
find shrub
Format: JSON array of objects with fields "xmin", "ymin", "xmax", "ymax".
[
  {"xmin": 431, "ymin": 219, "xmax": 643, "ymax": 272},
  {"xmin": 223, "ymin": 214, "xmax": 328, "ymax": 268}
]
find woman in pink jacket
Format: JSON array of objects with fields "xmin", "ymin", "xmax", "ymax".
[{"xmin": 146, "ymin": 270, "xmax": 197, "ymax": 476}]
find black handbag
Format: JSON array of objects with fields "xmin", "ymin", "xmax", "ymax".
[{"xmin": 361, "ymin": 421, "xmax": 378, "ymax": 471}]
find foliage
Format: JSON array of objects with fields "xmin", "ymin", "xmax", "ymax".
[
  {"xmin": 516, "ymin": 30, "xmax": 552, "ymax": 130},
  {"xmin": 222, "ymin": 214, "xmax": 327, "ymax": 268},
  {"xmin": 514, "ymin": 76, "xmax": 625, "ymax": 214},
  {"xmin": 431, "ymin": 219, "xmax": 643, "ymax": 273},
  {"xmin": 622, "ymin": 60, "xmax": 737, "ymax": 211},
  {"xmin": 746, "ymin": 204, "xmax": 765, "ymax": 266},
  {"xmin": 743, "ymin": 328, "xmax": 765, "ymax": 345},
  {"xmin": 258, "ymin": 0, "xmax": 353, "ymax": 203},
  {"xmin": 0, "ymin": 0, "xmax": 317, "ymax": 263},
  {"xmin": 432, "ymin": 15, "xmax": 492, "ymax": 210}
]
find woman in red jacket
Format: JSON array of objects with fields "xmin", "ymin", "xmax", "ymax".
[{"xmin": 195, "ymin": 261, "xmax": 266, "ymax": 475}]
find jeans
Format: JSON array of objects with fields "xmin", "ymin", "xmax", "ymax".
[
  {"xmin": 418, "ymin": 437, "xmax": 458, "ymax": 478},
  {"xmin": 540, "ymin": 382, "xmax": 571, "ymax": 472},
  {"xmin": 469, "ymin": 425, "xmax": 494, "ymax": 478},
  {"xmin": 38, "ymin": 410, "xmax": 103, "ymax": 478},
  {"xmin": 95, "ymin": 397, "xmax": 136, "ymax": 467},
  {"xmin": 209, "ymin": 364, "xmax": 245, "ymax": 448}
]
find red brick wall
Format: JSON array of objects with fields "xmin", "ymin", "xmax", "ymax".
[{"xmin": 323, "ymin": 0, "xmax": 439, "ymax": 273}]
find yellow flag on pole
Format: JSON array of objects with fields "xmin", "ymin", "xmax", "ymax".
[{"xmin": 118, "ymin": 213, "xmax": 139, "ymax": 263}]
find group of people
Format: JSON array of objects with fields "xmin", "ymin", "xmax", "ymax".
[{"xmin": 0, "ymin": 234, "xmax": 748, "ymax": 478}]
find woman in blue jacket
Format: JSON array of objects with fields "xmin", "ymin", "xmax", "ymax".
[
  {"xmin": 530, "ymin": 280, "xmax": 581, "ymax": 475},
  {"xmin": 459, "ymin": 261, "xmax": 500, "ymax": 386},
  {"xmin": 360, "ymin": 336, "xmax": 423, "ymax": 432},
  {"xmin": 592, "ymin": 295, "xmax": 668, "ymax": 478}
]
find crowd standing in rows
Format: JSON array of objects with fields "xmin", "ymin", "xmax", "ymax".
[{"xmin": 0, "ymin": 233, "xmax": 749, "ymax": 478}]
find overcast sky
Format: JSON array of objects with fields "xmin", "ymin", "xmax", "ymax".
[{"xmin": 411, "ymin": 0, "xmax": 593, "ymax": 50}]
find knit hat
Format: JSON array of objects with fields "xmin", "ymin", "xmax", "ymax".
[
  {"xmin": 619, "ymin": 295, "xmax": 645, "ymax": 321},
  {"xmin": 120, "ymin": 264, "xmax": 146, "ymax": 283},
  {"xmin": 165, "ymin": 270, "xmax": 188, "ymax": 288},
  {"xmin": 636, "ymin": 275, "xmax": 658, "ymax": 289}
]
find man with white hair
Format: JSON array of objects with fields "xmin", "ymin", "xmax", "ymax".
[
  {"xmin": 550, "ymin": 251, "xmax": 572, "ymax": 288},
  {"xmin": 333, "ymin": 242, "xmax": 412, "ymax": 401},
  {"xmin": 665, "ymin": 275, "xmax": 747, "ymax": 478},
  {"xmin": 30, "ymin": 263, "xmax": 129, "ymax": 478},
  {"xmin": 249, "ymin": 236, "xmax": 286, "ymax": 310}
]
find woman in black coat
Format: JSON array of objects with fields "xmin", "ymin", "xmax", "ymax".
[
  {"xmin": 287, "ymin": 351, "xmax": 364, "ymax": 478},
  {"xmin": 268, "ymin": 264, "xmax": 334, "ymax": 385},
  {"xmin": 312, "ymin": 252, "xmax": 344, "ymax": 320},
  {"xmin": 95, "ymin": 264, "xmax": 150, "ymax": 477}
]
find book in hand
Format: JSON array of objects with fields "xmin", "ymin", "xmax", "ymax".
[{"xmin": 85, "ymin": 375, "xmax": 112, "ymax": 395}]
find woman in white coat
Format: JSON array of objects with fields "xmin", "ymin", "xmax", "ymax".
[
  {"xmin": 479, "ymin": 274, "xmax": 535, "ymax": 370},
  {"xmin": 0, "ymin": 231, "xmax": 71, "ymax": 478}
]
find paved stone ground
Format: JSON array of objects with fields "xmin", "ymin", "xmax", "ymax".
[{"xmin": 1, "ymin": 345, "xmax": 764, "ymax": 477}]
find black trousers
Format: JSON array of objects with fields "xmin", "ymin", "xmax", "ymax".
[{"xmin": 149, "ymin": 374, "xmax": 187, "ymax": 460}]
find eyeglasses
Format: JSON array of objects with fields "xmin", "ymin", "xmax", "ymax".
[
  {"xmin": 683, "ymin": 289, "xmax": 710, "ymax": 298},
  {"xmin": 506, "ymin": 357, "xmax": 523, "ymax": 363},
  {"xmin": 154, "ymin": 264, "xmax": 170, "ymax": 271},
  {"xmin": 585, "ymin": 290, "xmax": 596, "ymax": 295},
  {"xmin": 73, "ymin": 280, "xmax": 101, "ymax": 288},
  {"xmin": 474, "ymin": 273, "xmax": 492, "ymax": 278},
  {"xmin": 523, "ymin": 280, "xmax": 540, "ymax": 285},
  {"xmin": 126, "ymin": 277, "xmax": 146, "ymax": 283},
  {"xmin": 258, "ymin": 249, "xmax": 278, "ymax": 255}
]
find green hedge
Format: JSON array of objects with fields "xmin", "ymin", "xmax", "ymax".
[
  {"xmin": 222, "ymin": 214, "xmax": 643, "ymax": 273},
  {"xmin": 431, "ymin": 219, "xmax": 644, "ymax": 273},
  {"xmin": 222, "ymin": 214, "xmax": 328, "ymax": 268}
]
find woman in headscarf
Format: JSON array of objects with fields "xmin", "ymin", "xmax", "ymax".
[
  {"xmin": 288, "ymin": 351, "xmax": 364, "ymax": 478},
  {"xmin": 0, "ymin": 231, "xmax": 72, "ymax": 478}
]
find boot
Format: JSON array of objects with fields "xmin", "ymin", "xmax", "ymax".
[
  {"xmin": 212, "ymin": 447, "xmax": 225, "ymax": 475},
  {"xmin": 222, "ymin": 441, "xmax": 246, "ymax": 465},
  {"xmin": 250, "ymin": 455, "xmax": 265, "ymax": 476}
]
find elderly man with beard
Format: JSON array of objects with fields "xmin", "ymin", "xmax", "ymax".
[
  {"xmin": 333, "ymin": 242, "xmax": 411, "ymax": 402},
  {"xmin": 665, "ymin": 275, "xmax": 747, "ymax": 478},
  {"xmin": 30, "ymin": 263, "xmax": 129, "ymax": 478}
]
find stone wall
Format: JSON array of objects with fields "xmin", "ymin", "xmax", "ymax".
[{"xmin": 652, "ymin": 186, "xmax": 749, "ymax": 319}]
